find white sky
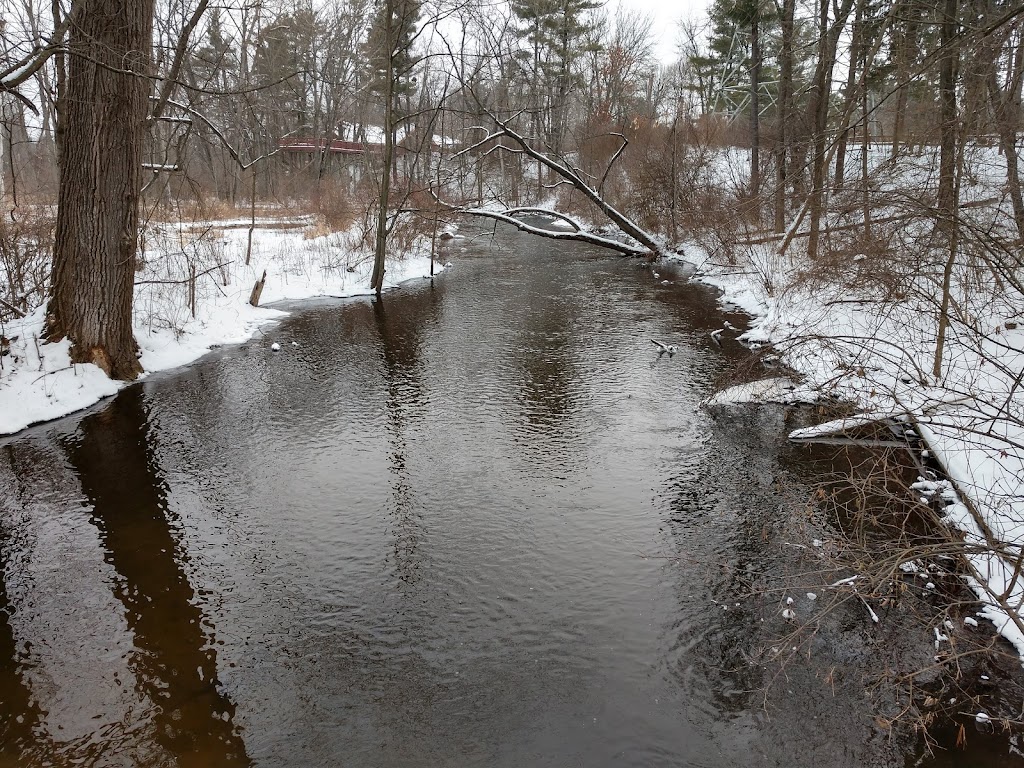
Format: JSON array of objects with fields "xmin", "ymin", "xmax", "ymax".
[{"xmin": 613, "ymin": 0, "xmax": 712, "ymax": 63}]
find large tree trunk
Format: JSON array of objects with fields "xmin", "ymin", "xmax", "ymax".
[
  {"xmin": 890, "ymin": 0, "xmax": 912, "ymax": 158},
  {"xmin": 933, "ymin": 0, "xmax": 960, "ymax": 379},
  {"xmin": 988, "ymin": 31, "xmax": 1024, "ymax": 240},
  {"xmin": 834, "ymin": 0, "xmax": 864, "ymax": 190},
  {"xmin": 46, "ymin": 0, "xmax": 154, "ymax": 380}
]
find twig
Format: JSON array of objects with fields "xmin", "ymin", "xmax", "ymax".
[
  {"xmin": 133, "ymin": 261, "xmax": 232, "ymax": 285},
  {"xmin": 0, "ymin": 298, "xmax": 27, "ymax": 318}
]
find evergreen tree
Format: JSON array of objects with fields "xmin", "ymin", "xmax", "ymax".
[
  {"xmin": 363, "ymin": 0, "xmax": 421, "ymax": 115},
  {"xmin": 699, "ymin": 0, "xmax": 778, "ymax": 118},
  {"xmin": 510, "ymin": 0, "xmax": 600, "ymax": 154}
]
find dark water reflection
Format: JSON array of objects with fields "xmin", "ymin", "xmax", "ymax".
[{"xmin": 0, "ymin": 229, "xmax": 1014, "ymax": 766}]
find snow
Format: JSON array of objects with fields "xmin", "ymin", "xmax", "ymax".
[
  {"xmin": 788, "ymin": 412, "xmax": 895, "ymax": 440},
  {"xmin": 703, "ymin": 376, "xmax": 816, "ymax": 407},
  {"xmin": 0, "ymin": 219, "xmax": 445, "ymax": 435},
  {"xmin": 678, "ymin": 143, "xmax": 1024, "ymax": 658},
  {"xmin": 0, "ymin": 58, "xmax": 34, "ymax": 87}
]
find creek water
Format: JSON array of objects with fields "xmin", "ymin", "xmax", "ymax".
[{"xmin": 0, "ymin": 227, "xmax": 1017, "ymax": 766}]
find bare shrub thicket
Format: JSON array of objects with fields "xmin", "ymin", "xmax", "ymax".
[
  {"xmin": 312, "ymin": 179, "xmax": 361, "ymax": 231},
  {"xmin": 0, "ymin": 209, "xmax": 56, "ymax": 321},
  {"xmin": 759, "ymin": 434, "xmax": 1024, "ymax": 747}
]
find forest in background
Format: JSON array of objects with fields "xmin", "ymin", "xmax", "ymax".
[{"xmin": 0, "ymin": 0, "xmax": 1020, "ymax": 252}]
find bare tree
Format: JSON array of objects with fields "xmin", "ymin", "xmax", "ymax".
[{"xmin": 45, "ymin": 0, "xmax": 158, "ymax": 379}]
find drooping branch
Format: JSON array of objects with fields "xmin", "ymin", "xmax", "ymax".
[
  {"xmin": 163, "ymin": 98, "xmax": 277, "ymax": 170},
  {"xmin": 503, "ymin": 207, "xmax": 581, "ymax": 231},
  {"xmin": 0, "ymin": 3, "xmax": 82, "ymax": 93},
  {"xmin": 456, "ymin": 104, "xmax": 666, "ymax": 257}
]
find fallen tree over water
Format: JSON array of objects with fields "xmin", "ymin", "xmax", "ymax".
[
  {"xmin": 457, "ymin": 206, "xmax": 650, "ymax": 257},
  {"xmin": 447, "ymin": 109, "xmax": 667, "ymax": 260}
]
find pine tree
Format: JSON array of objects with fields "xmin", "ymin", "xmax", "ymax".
[
  {"xmin": 363, "ymin": 0, "xmax": 421, "ymax": 113},
  {"xmin": 510, "ymin": 0, "xmax": 600, "ymax": 154}
]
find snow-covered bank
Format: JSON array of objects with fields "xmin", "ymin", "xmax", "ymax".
[
  {"xmin": 676, "ymin": 231, "xmax": 1024, "ymax": 656},
  {"xmin": 0, "ymin": 220, "xmax": 445, "ymax": 435}
]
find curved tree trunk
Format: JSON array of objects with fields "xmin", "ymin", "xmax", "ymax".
[{"xmin": 45, "ymin": 0, "xmax": 154, "ymax": 380}]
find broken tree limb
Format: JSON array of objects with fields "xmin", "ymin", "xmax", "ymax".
[
  {"xmin": 598, "ymin": 133, "xmax": 628, "ymax": 196},
  {"xmin": 249, "ymin": 270, "xmax": 267, "ymax": 307}
]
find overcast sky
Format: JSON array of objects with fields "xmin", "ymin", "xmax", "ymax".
[{"xmin": 613, "ymin": 0, "xmax": 712, "ymax": 63}]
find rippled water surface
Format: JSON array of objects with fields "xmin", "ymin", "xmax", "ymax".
[{"xmin": 0, "ymin": 230, "xmax": 1010, "ymax": 766}]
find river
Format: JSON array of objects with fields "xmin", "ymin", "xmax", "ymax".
[{"xmin": 0, "ymin": 227, "xmax": 1017, "ymax": 766}]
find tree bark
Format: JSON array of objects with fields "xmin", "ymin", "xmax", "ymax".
[
  {"xmin": 46, "ymin": 0, "xmax": 155, "ymax": 380},
  {"xmin": 890, "ymin": 0, "xmax": 913, "ymax": 158},
  {"xmin": 834, "ymin": 0, "xmax": 864, "ymax": 190},
  {"xmin": 987, "ymin": 31, "xmax": 1024, "ymax": 240},
  {"xmin": 933, "ymin": 0, "xmax": 961, "ymax": 379}
]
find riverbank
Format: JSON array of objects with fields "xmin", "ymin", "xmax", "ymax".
[
  {"xmin": 671, "ymin": 233, "xmax": 1024, "ymax": 660},
  {"xmin": 0, "ymin": 219, "xmax": 445, "ymax": 435}
]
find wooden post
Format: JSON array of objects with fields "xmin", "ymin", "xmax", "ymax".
[{"xmin": 249, "ymin": 269, "xmax": 266, "ymax": 307}]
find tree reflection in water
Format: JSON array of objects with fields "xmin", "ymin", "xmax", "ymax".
[{"xmin": 62, "ymin": 386, "xmax": 249, "ymax": 766}]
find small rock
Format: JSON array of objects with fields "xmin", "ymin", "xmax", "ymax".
[{"xmin": 271, "ymin": 342, "xmax": 281, "ymax": 352}]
